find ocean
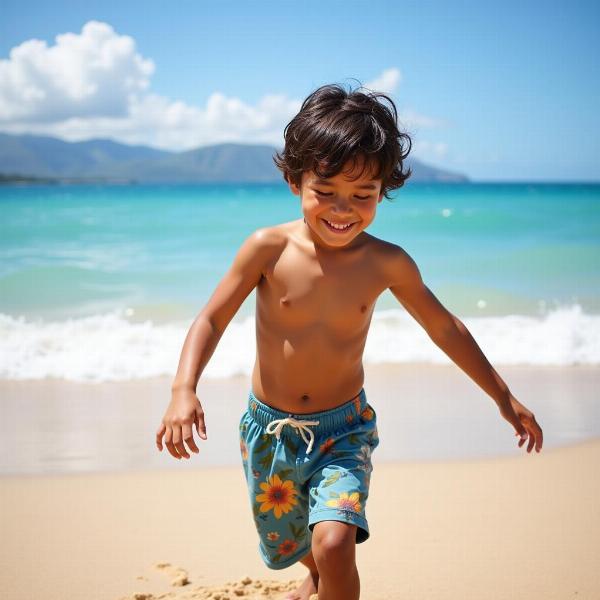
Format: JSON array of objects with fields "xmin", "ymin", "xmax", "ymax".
[{"xmin": 1, "ymin": 181, "xmax": 599, "ymax": 382}]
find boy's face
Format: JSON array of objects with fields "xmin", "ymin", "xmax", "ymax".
[{"xmin": 289, "ymin": 158, "xmax": 384, "ymax": 250}]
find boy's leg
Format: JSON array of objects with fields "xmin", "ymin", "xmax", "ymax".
[
  {"xmin": 282, "ymin": 550, "xmax": 320, "ymax": 600},
  {"xmin": 283, "ymin": 527, "xmax": 359, "ymax": 600},
  {"xmin": 311, "ymin": 521, "xmax": 359, "ymax": 600},
  {"xmin": 303, "ymin": 393, "xmax": 379, "ymax": 599},
  {"xmin": 298, "ymin": 549, "xmax": 319, "ymax": 574}
]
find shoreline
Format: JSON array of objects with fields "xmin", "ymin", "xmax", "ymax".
[{"xmin": 1, "ymin": 363, "xmax": 599, "ymax": 477}]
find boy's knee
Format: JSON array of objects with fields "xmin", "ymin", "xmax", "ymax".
[{"xmin": 312, "ymin": 521, "xmax": 357, "ymax": 566}]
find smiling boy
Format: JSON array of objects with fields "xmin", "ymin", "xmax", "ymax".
[{"xmin": 157, "ymin": 83, "xmax": 543, "ymax": 600}]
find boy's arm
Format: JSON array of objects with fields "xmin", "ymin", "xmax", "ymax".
[
  {"xmin": 171, "ymin": 227, "xmax": 283, "ymax": 392},
  {"xmin": 383, "ymin": 244, "xmax": 543, "ymax": 453},
  {"xmin": 157, "ymin": 228, "xmax": 283, "ymax": 460}
]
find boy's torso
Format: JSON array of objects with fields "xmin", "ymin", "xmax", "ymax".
[{"xmin": 251, "ymin": 219, "xmax": 397, "ymax": 413}]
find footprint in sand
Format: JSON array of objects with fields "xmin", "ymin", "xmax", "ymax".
[{"xmin": 153, "ymin": 562, "xmax": 190, "ymax": 587}]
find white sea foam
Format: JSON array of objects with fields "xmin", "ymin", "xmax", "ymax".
[{"xmin": 0, "ymin": 304, "xmax": 598, "ymax": 383}]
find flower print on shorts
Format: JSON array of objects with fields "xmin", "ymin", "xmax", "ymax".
[
  {"xmin": 240, "ymin": 437, "xmax": 249, "ymax": 461},
  {"xmin": 319, "ymin": 438, "xmax": 335, "ymax": 454},
  {"xmin": 277, "ymin": 539, "xmax": 298, "ymax": 556},
  {"xmin": 326, "ymin": 491, "xmax": 363, "ymax": 515},
  {"xmin": 360, "ymin": 406, "xmax": 374, "ymax": 421},
  {"xmin": 255, "ymin": 472, "xmax": 298, "ymax": 519}
]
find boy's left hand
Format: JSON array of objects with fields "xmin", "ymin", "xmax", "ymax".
[{"xmin": 497, "ymin": 393, "xmax": 543, "ymax": 454}]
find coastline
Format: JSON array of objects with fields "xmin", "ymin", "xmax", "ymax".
[{"xmin": 1, "ymin": 363, "xmax": 599, "ymax": 477}]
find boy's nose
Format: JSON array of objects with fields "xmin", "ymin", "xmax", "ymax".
[{"xmin": 331, "ymin": 196, "xmax": 353, "ymax": 213}]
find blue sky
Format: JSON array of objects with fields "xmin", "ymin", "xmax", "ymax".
[{"xmin": 1, "ymin": 0, "xmax": 599, "ymax": 181}]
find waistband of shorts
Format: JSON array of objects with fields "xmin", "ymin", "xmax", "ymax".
[{"xmin": 247, "ymin": 388, "xmax": 368, "ymax": 436}]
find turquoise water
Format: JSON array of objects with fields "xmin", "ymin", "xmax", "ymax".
[{"xmin": 1, "ymin": 182, "xmax": 599, "ymax": 380}]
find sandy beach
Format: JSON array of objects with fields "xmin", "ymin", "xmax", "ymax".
[
  {"xmin": 1, "ymin": 435, "xmax": 599, "ymax": 599},
  {"xmin": 1, "ymin": 364, "xmax": 599, "ymax": 599}
]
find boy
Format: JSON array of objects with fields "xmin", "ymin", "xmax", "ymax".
[{"xmin": 156, "ymin": 83, "xmax": 543, "ymax": 600}]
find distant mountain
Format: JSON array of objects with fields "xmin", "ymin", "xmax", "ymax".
[{"xmin": 0, "ymin": 133, "xmax": 469, "ymax": 183}]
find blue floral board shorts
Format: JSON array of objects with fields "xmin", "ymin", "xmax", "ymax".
[{"xmin": 238, "ymin": 388, "xmax": 379, "ymax": 570}]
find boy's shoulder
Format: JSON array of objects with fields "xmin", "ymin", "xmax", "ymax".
[
  {"xmin": 238, "ymin": 221, "xmax": 297, "ymax": 269},
  {"xmin": 246, "ymin": 221, "xmax": 297, "ymax": 250},
  {"xmin": 362, "ymin": 232, "xmax": 412, "ymax": 261},
  {"xmin": 362, "ymin": 233, "xmax": 421, "ymax": 287}
]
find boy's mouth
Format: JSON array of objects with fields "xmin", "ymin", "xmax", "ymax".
[{"xmin": 322, "ymin": 218, "xmax": 356, "ymax": 233}]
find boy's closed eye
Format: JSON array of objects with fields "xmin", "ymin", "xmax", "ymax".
[{"xmin": 314, "ymin": 189, "xmax": 372, "ymax": 200}]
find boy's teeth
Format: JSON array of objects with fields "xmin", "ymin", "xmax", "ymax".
[{"xmin": 326, "ymin": 220, "xmax": 352, "ymax": 230}]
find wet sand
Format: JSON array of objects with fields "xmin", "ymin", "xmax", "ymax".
[{"xmin": 1, "ymin": 363, "xmax": 599, "ymax": 476}]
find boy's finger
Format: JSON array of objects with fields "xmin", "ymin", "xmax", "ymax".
[
  {"xmin": 526, "ymin": 416, "xmax": 543, "ymax": 453},
  {"xmin": 164, "ymin": 426, "xmax": 182, "ymax": 460},
  {"xmin": 196, "ymin": 408, "xmax": 208, "ymax": 440},
  {"xmin": 515, "ymin": 429, "xmax": 528, "ymax": 445},
  {"xmin": 535, "ymin": 423, "xmax": 544, "ymax": 452},
  {"xmin": 172, "ymin": 426, "xmax": 190, "ymax": 459},
  {"xmin": 182, "ymin": 421, "xmax": 199, "ymax": 454},
  {"xmin": 156, "ymin": 422, "xmax": 166, "ymax": 450}
]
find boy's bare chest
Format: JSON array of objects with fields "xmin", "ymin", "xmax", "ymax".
[{"xmin": 258, "ymin": 243, "xmax": 385, "ymax": 329}]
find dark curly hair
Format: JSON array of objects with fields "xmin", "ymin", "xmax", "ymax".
[{"xmin": 273, "ymin": 81, "xmax": 412, "ymax": 199}]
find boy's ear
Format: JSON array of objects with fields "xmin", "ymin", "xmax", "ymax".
[{"xmin": 289, "ymin": 180, "xmax": 301, "ymax": 196}]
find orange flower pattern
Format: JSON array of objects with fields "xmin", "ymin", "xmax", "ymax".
[
  {"xmin": 256, "ymin": 473, "xmax": 298, "ymax": 519},
  {"xmin": 319, "ymin": 438, "xmax": 335, "ymax": 454},
  {"xmin": 360, "ymin": 406, "xmax": 374, "ymax": 421},
  {"xmin": 240, "ymin": 438, "xmax": 248, "ymax": 461},
  {"xmin": 326, "ymin": 491, "xmax": 362, "ymax": 513},
  {"xmin": 278, "ymin": 539, "xmax": 299, "ymax": 556}
]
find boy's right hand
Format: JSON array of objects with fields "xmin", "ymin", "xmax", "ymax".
[{"xmin": 155, "ymin": 387, "xmax": 207, "ymax": 459}]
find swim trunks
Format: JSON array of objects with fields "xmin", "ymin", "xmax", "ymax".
[{"xmin": 238, "ymin": 388, "xmax": 379, "ymax": 570}]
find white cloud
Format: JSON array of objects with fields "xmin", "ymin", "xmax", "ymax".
[
  {"xmin": 1, "ymin": 90, "xmax": 303, "ymax": 150},
  {"xmin": 364, "ymin": 68, "xmax": 403, "ymax": 94},
  {"xmin": 412, "ymin": 139, "xmax": 449, "ymax": 160},
  {"xmin": 0, "ymin": 21, "xmax": 154, "ymax": 123},
  {"xmin": 364, "ymin": 68, "xmax": 442, "ymax": 132},
  {"xmin": 398, "ymin": 108, "xmax": 443, "ymax": 130},
  {"xmin": 0, "ymin": 23, "xmax": 443, "ymax": 158}
]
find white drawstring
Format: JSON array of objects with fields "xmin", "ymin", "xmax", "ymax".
[{"xmin": 265, "ymin": 417, "xmax": 321, "ymax": 454}]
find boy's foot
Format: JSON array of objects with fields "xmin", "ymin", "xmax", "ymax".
[{"xmin": 283, "ymin": 571, "xmax": 319, "ymax": 600}]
